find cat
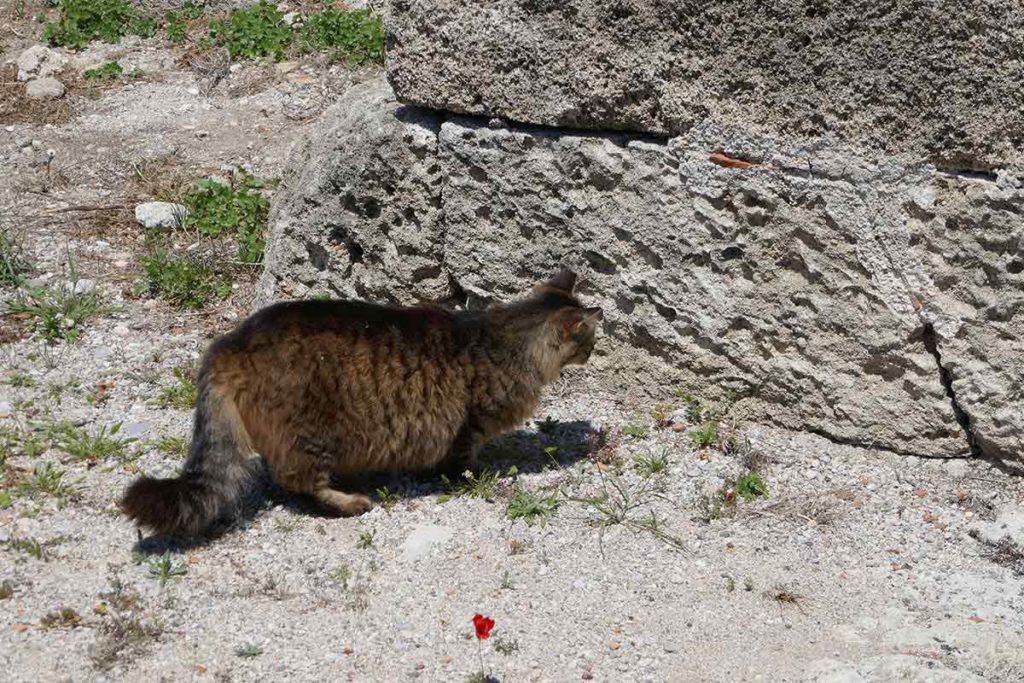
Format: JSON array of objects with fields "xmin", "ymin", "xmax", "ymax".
[{"xmin": 120, "ymin": 269, "xmax": 602, "ymax": 537}]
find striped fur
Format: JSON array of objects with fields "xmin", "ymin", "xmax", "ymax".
[{"xmin": 120, "ymin": 270, "xmax": 601, "ymax": 537}]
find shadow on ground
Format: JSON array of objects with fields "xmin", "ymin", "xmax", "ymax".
[{"xmin": 132, "ymin": 419, "xmax": 598, "ymax": 555}]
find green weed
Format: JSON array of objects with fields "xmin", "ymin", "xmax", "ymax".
[
  {"xmin": 83, "ymin": 61, "xmax": 123, "ymax": 80},
  {"xmin": 571, "ymin": 471, "xmax": 684, "ymax": 550},
  {"xmin": 375, "ymin": 486, "xmax": 400, "ymax": 513},
  {"xmin": 621, "ymin": 424, "xmax": 648, "ymax": 439},
  {"xmin": 182, "ymin": 0, "xmax": 204, "ymax": 20},
  {"xmin": 272, "ymin": 516, "xmax": 299, "ymax": 533},
  {"xmin": 677, "ymin": 392, "xmax": 706, "ymax": 423},
  {"xmin": 155, "ymin": 436, "xmax": 188, "ymax": 458},
  {"xmin": 633, "ymin": 450, "xmax": 669, "ymax": 477},
  {"xmin": 689, "ymin": 420, "xmax": 719, "ymax": 448},
  {"xmin": 0, "ymin": 425, "xmax": 47, "ymax": 460},
  {"xmin": 18, "ymin": 462, "xmax": 77, "ymax": 502},
  {"xmin": 165, "ymin": 1, "xmax": 205, "ymax": 42},
  {"xmin": 735, "ymin": 471, "xmax": 769, "ymax": 501},
  {"xmin": 300, "ymin": 8, "xmax": 384, "ymax": 64},
  {"xmin": 165, "ymin": 11, "xmax": 187, "ymax": 42},
  {"xmin": 141, "ymin": 250, "xmax": 231, "ymax": 310},
  {"xmin": 181, "ymin": 174, "xmax": 274, "ymax": 263},
  {"xmin": 44, "ymin": 0, "xmax": 155, "ymax": 49},
  {"xmin": 356, "ymin": 529, "xmax": 375, "ymax": 549},
  {"xmin": 6, "ymin": 536, "xmax": 45, "ymax": 560},
  {"xmin": 147, "ymin": 551, "xmax": 187, "ymax": 587},
  {"xmin": 542, "ymin": 444, "xmax": 560, "ymax": 468},
  {"xmin": 155, "ymin": 367, "xmax": 198, "ymax": 410},
  {"xmin": 235, "ymin": 642, "xmax": 263, "ymax": 657},
  {"xmin": 698, "ymin": 471, "xmax": 768, "ymax": 521},
  {"xmin": 506, "ymin": 486, "xmax": 558, "ymax": 526},
  {"xmin": 439, "ymin": 467, "xmax": 515, "ymax": 503},
  {"xmin": 332, "ymin": 562, "xmax": 351, "ymax": 589},
  {"xmin": 51, "ymin": 421, "xmax": 135, "ymax": 462},
  {"xmin": 5, "ymin": 372, "xmax": 36, "ymax": 387},
  {"xmin": 6, "ymin": 283, "xmax": 104, "ymax": 342},
  {"xmin": 0, "ymin": 228, "xmax": 32, "ymax": 287},
  {"xmin": 90, "ymin": 604, "xmax": 162, "ymax": 671},
  {"xmin": 210, "ymin": 1, "xmax": 292, "ymax": 61},
  {"xmin": 493, "ymin": 635, "xmax": 519, "ymax": 655}
]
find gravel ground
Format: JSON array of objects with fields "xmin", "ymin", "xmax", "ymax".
[{"xmin": 3, "ymin": 7, "xmax": 1024, "ymax": 683}]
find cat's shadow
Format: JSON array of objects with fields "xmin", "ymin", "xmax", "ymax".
[
  {"xmin": 353, "ymin": 418, "xmax": 597, "ymax": 497},
  {"xmin": 132, "ymin": 419, "xmax": 597, "ymax": 555}
]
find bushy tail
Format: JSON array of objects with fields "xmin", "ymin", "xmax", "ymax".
[{"xmin": 121, "ymin": 381, "xmax": 255, "ymax": 537}]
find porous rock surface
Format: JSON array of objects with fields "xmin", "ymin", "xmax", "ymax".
[
  {"xmin": 16, "ymin": 44, "xmax": 67, "ymax": 81},
  {"xmin": 385, "ymin": 0, "xmax": 1024, "ymax": 173},
  {"xmin": 258, "ymin": 79, "xmax": 1024, "ymax": 460}
]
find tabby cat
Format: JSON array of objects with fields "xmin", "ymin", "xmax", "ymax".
[{"xmin": 120, "ymin": 269, "xmax": 602, "ymax": 536}]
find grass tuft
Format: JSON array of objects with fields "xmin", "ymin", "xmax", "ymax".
[
  {"xmin": 6, "ymin": 283, "xmax": 104, "ymax": 342},
  {"xmin": 356, "ymin": 529, "xmax": 375, "ymax": 550},
  {"xmin": 735, "ymin": 471, "xmax": 769, "ymax": 501},
  {"xmin": 84, "ymin": 61, "xmax": 123, "ymax": 80},
  {"xmin": 374, "ymin": 486, "xmax": 400, "ymax": 513},
  {"xmin": 506, "ymin": 486, "xmax": 558, "ymax": 526},
  {"xmin": 633, "ymin": 450, "xmax": 669, "ymax": 477},
  {"xmin": 141, "ymin": 250, "xmax": 231, "ymax": 310},
  {"xmin": 0, "ymin": 228, "xmax": 32, "ymax": 287},
  {"xmin": 689, "ymin": 420, "xmax": 719, "ymax": 448},
  {"xmin": 155, "ymin": 367, "xmax": 198, "ymax": 410},
  {"xmin": 18, "ymin": 462, "xmax": 78, "ymax": 503},
  {"xmin": 154, "ymin": 436, "xmax": 188, "ymax": 458},
  {"xmin": 439, "ymin": 467, "xmax": 515, "ymax": 503},
  {"xmin": 51, "ymin": 421, "xmax": 135, "ymax": 462},
  {"xmin": 147, "ymin": 551, "xmax": 187, "ymax": 587}
]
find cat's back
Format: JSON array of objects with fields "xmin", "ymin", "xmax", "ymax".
[{"xmin": 212, "ymin": 298, "xmax": 460, "ymax": 354}]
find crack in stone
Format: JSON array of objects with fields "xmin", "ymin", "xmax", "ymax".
[
  {"xmin": 921, "ymin": 322, "xmax": 982, "ymax": 459},
  {"xmin": 803, "ymin": 426, "xmax": 964, "ymax": 460}
]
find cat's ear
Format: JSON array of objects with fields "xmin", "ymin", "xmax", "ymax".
[
  {"xmin": 544, "ymin": 269, "xmax": 578, "ymax": 293},
  {"xmin": 553, "ymin": 306, "xmax": 602, "ymax": 336}
]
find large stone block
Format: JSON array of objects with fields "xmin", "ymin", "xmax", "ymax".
[
  {"xmin": 259, "ymin": 79, "xmax": 1024, "ymax": 460},
  {"xmin": 385, "ymin": 0, "xmax": 1024, "ymax": 172}
]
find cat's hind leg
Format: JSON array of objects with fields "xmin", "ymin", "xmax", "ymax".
[
  {"xmin": 313, "ymin": 484, "xmax": 372, "ymax": 517},
  {"xmin": 271, "ymin": 458, "xmax": 371, "ymax": 517}
]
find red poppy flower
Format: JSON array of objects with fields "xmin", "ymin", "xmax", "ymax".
[{"xmin": 472, "ymin": 614, "xmax": 495, "ymax": 640}]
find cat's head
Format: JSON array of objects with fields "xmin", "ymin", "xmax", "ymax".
[{"xmin": 533, "ymin": 269, "xmax": 603, "ymax": 369}]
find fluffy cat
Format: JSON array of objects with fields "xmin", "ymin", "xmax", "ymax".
[{"xmin": 120, "ymin": 269, "xmax": 602, "ymax": 536}]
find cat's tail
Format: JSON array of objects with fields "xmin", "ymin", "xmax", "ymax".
[{"xmin": 120, "ymin": 378, "xmax": 257, "ymax": 537}]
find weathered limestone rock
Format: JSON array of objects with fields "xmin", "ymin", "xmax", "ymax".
[
  {"xmin": 386, "ymin": 0, "xmax": 1024, "ymax": 172},
  {"xmin": 16, "ymin": 45, "xmax": 67, "ymax": 82},
  {"xmin": 259, "ymin": 80, "xmax": 1024, "ymax": 459},
  {"xmin": 134, "ymin": 201, "xmax": 189, "ymax": 230},
  {"xmin": 25, "ymin": 77, "xmax": 66, "ymax": 100},
  {"xmin": 262, "ymin": 83, "xmax": 448, "ymax": 305}
]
